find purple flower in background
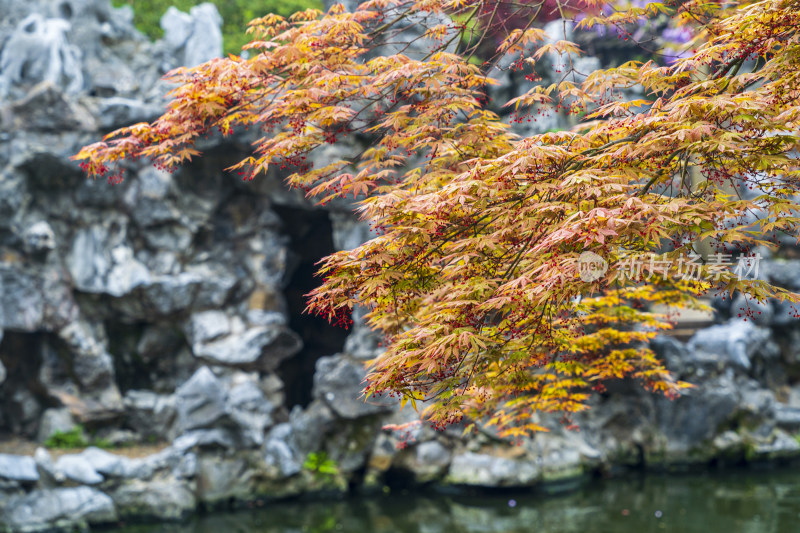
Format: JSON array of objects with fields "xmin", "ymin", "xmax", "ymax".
[
  {"xmin": 576, "ymin": 2, "xmax": 693, "ymax": 52},
  {"xmin": 662, "ymin": 26, "xmax": 694, "ymax": 65},
  {"xmin": 662, "ymin": 26, "xmax": 693, "ymax": 44}
]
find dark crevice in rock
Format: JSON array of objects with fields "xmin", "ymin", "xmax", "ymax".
[
  {"xmin": 273, "ymin": 205, "xmax": 349, "ymax": 409},
  {"xmin": 105, "ymin": 321, "xmax": 154, "ymax": 393},
  {"xmin": 382, "ymin": 466, "xmax": 418, "ymax": 490},
  {"xmin": 347, "ymin": 464, "xmax": 369, "ymax": 494},
  {"xmin": 0, "ymin": 331, "xmax": 55, "ymax": 436},
  {"xmin": 105, "ymin": 320, "xmax": 192, "ymax": 394},
  {"xmin": 175, "ymin": 144, "xmax": 243, "ymax": 201},
  {"xmin": 59, "ymin": 2, "xmax": 73, "ymax": 20}
]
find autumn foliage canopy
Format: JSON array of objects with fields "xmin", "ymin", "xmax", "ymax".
[{"xmin": 75, "ymin": 0, "xmax": 800, "ymax": 437}]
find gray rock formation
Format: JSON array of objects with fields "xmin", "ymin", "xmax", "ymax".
[
  {"xmin": 78, "ymin": 447, "xmax": 144, "ymax": 478},
  {"xmin": 190, "ymin": 323, "xmax": 302, "ymax": 371},
  {"xmin": 395, "ymin": 440, "xmax": 451, "ymax": 483},
  {"xmin": 264, "ymin": 423, "xmax": 303, "ymax": 477},
  {"xmin": 1, "ymin": 487, "xmax": 116, "ymax": 532},
  {"xmin": 171, "ymin": 367, "xmax": 278, "ymax": 448},
  {"xmin": 0, "ymin": 15, "xmax": 83, "ymax": 97},
  {"xmin": 687, "ymin": 319, "xmax": 776, "ymax": 371},
  {"xmin": 446, "ymin": 452, "xmax": 540, "ymax": 487},
  {"xmin": 111, "ymin": 478, "xmax": 195, "ymax": 520},
  {"xmin": 36, "ymin": 408, "xmax": 77, "ymax": 443},
  {"xmin": 0, "ymin": 267, "xmax": 45, "ymax": 331},
  {"xmin": 33, "ymin": 448, "xmax": 61, "ymax": 488},
  {"xmin": 123, "ymin": 390, "xmax": 178, "ymax": 441},
  {"xmin": 54, "ymin": 455, "xmax": 104, "ymax": 485},
  {"xmin": 0, "ymin": 454, "xmax": 39, "ymax": 484},
  {"xmin": 5, "ymin": 1, "xmax": 800, "ymax": 531},
  {"xmin": 174, "ymin": 367, "xmax": 227, "ymax": 433},
  {"xmin": 160, "ymin": 3, "xmax": 222, "ymax": 67},
  {"xmin": 313, "ymin": 355, "xmax": 396, "ymax": 419}
]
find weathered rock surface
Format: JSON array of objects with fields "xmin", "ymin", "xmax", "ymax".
[
  {"xmin": 160, "ymin": 3, "xmax": 222, "ymax": 67},
  {"xmin": 54, "ymin": 455, "xmax": 104, "ymax": 485},
  {"xmin": 395, "ymin": 440, "xmax": 452, "ymax": 483},
  {"xmin": 174, "ymin": 367, "xmax": 227, "ymax": 433},
  {"xmin": 123, "ymin": 390, "xmax": 178, "ymax": 441},
  {"xmin": 313, "ymin": 355, "xmax": 396, "ymax": 419},
  {"xmin": 263, "ymin": 423, "xmax": 303, "ymax": 477},
  {"xmin": 687, "ymin": 319, "xmax": 776, "ymax": 371},
  {"xmin": 190, "ymin": 324, "xmax": 302, "ymax": 371},
  {"xmin": 36, "ymin": 408, "xmax": 76, "ymax": 443},
  {"xmin": 0, "ymin": 487, "xmax": 117, "ymax": 532},
  {"xmin": 111, "ymin": 478, "xmax": 195, "ymax": 520},
  {"xmin": 78, "ymin": 447, "xmax": 144, "ymax": 479},
  {"xmin": 446, "ymin": 452, "xmax": 539, "ymax": 487},
  {"xmin": 0, "ymin": 454, "xmax": 39, "ymax": 483},
  {"xmin": 0, "ymin": 16, "xmax": 82, "ymax": 97}
]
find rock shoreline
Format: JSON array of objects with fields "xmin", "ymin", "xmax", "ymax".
[
  {"xmin": 5, "ymin": 330, "xmax": 800, "ymax": 532},
  {"xmin": 3, "ymin": 387, "xmax": 800, "ymax": 533}
]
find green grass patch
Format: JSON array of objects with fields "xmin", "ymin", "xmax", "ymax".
[
  {"xmin": 44, "ymin": 425, "xmax": 120, "ymax": 450},
  {"xmin": 43, "ymin": 426, "xmax": 88, "ymax": 449},
  {"xmin": 112, "ymin": 0, "xmax": 324, "ymax": 56}
]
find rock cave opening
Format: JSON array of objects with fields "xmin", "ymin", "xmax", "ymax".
[
  {"xmin": 273, "ymin": 205, "xmax": 350, "ymax": 409},
  {"xmin": 0, "ymin": 331, "xmax": 54, "ymax": 438},
  {"xmin": 104, "ymin": 321, "xmax": 149, "ymax": 393},
  {"xmin": 104, "ymin": 320, "xmax": 190, "ymax": 394}
]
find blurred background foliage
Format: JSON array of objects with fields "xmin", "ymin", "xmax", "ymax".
[{"xmin": 112, "ymin": 0, "xmax": 325, "ymax": 55}]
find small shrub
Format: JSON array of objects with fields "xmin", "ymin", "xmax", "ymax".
[
  {"xmin": 303, "ymin": 451, "xmax": 339, "ymax": 478},
  {"xmin": 44, "ymin": 426, "xmax": 88, "ymax": 449},
  {"xmin": 44, "ymin": 426, "xmax": 122, "ymax": 450}
]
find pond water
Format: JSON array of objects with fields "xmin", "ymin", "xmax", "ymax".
[{"xmin": 118, "ymin": 467, "xmax": 800, "ymax": 533}]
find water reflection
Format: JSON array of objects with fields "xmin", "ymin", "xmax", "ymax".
[{"xmin": 119, "ymin": 468, "xmax": 800, "ymax": 533}]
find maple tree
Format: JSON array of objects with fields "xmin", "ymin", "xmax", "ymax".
[{"xmin": 75, "ymin": 0, "xmax": 800, "ymax": 437}]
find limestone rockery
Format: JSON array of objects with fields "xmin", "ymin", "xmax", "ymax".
[{"xmin": 3, "ymin": 1, "xmax": 800, "ymax": 531}]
